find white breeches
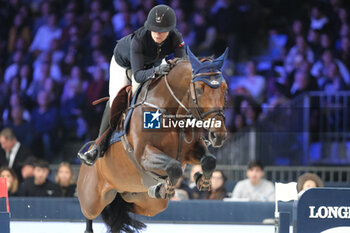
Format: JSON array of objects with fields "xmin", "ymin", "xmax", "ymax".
[{"xmin": 109, "ymin": 55, "xmax": 140, "ymax": 107}]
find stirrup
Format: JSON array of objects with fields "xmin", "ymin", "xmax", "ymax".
[
  {"xmin": 77, "ymin": 141, "xmax": 100, "ymax": 165},
  {"xmin": 78, "ymin": 141, "xmax": 96, "ymax": 157}
]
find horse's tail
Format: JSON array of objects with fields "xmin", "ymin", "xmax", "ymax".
[{"xmin": 101, "ymin": 193, "xmax": 146, "ymax": 233}]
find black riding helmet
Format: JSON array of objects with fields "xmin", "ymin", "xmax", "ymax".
[{"xmin": 144, "ymin": 5, "xmax": 176, "ymax": 32}]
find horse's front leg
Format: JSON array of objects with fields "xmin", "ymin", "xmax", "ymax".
[
  {"xmin": 141, "ymin": 144, "xmax": 183, "ymax": 199},
  {"xmin": 193, "ymin": 138, "xmax": 216, "ymax": 191}
]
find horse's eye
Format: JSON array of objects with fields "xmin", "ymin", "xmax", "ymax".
[{"xmin": 195, "ymin": 87, "xmax": 203, "ymax": 95}]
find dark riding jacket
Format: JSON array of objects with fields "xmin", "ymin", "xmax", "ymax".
[{"xmin": 113, "ymin": 26, "xmax": 186, "ymax": 83}]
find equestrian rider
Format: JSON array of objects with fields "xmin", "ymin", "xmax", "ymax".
[{"xmin": 78, "ymin": 5, "xmax": 186, "ymax": 166}]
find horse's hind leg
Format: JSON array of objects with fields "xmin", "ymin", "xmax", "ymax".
[
  {"xmin": 141, "ymin": 144, "xmax": 183, "ymax": 198},
  {"xmin": 84, "ymin": 219, "xmax": 93, "ymax": 233}
]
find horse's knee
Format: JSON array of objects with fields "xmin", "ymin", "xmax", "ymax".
[{"xmin": 165, "ymin": 160, "xmax": 182, "ymax": 183}]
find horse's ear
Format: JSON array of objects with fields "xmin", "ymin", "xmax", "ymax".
[
  {"xmin": 213, "ymin": 47, "xmax": 229, "ymax": 69},
  {"xmin": 186, "ymin": 46, "xmax": 201, "ymax": 71}
]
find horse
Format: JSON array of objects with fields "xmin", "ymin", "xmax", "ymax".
[{"xmin": 77, "ymin": 47, "xmax": 229, "ymax": 233}]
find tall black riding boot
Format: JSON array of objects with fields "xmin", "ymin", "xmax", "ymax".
[{"xmin": 78, "ymin": 101, "xmax": 112, "ymax": 166}]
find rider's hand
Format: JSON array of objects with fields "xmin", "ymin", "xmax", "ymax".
[{"xmin": 154, "ymin": 64, "xmax": 171, "ymax": 76}]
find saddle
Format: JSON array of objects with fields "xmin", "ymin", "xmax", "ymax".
[
  {"xmin": 110, "ymin": 85, "xmax": 133, "ymax": 130},
  {"xmin": 92, "ymin": 84, "xmax": 133, "ymax": 131}
]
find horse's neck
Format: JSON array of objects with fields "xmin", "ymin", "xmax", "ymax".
[{"xmin": 151, "ymin": 61, "xmax": 192, "ymax": 114}]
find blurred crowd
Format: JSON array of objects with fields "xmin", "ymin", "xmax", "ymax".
[
  {"xmin": 0, "ymin": 0, "xmax": 349, "ymax": 162},
  {"xmin": 224, "ymin": 0, "xmax": 350, "ymax": 133}
]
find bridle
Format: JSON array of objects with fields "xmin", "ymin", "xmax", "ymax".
[
  {"xmin": 189, "ymin": 72, "xmax": 225, "ymax": 120},
  {"xmin": 164, "ymin": 69, "xmax": 225, "ymax": 121}
]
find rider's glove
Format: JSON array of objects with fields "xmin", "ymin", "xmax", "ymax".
[{"xmin": 154, "ymin": 64, "xmax": 171, "ymax": 76}]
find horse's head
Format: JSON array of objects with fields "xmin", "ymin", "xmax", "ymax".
[{"xmin": 187, "ymin": 47, "xmax": 228, "ymax": 148}]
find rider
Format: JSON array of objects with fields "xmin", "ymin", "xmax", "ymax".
[{"xmin": 78, "ymin": 5, "xmax": 186, "ymax": 166}]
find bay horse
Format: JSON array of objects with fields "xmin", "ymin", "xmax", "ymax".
[{"xmin": 77, "ymin": 47, "xmax": 229, "ymax": 233}]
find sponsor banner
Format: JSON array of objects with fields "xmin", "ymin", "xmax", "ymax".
[{"xmin": 295, "ymin": 188, "xmax": 350, "ymax": 233}]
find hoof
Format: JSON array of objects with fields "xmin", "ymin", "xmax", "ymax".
[
  {"xmin": 194, "ymin": 172, "xmax": 211, "ymax": 191},
  {"xmin": 148, "ymin": 183, "xmax": 175, "ymax": 199}
]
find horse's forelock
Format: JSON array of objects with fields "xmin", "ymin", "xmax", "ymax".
[{"xmin": 199, "ymin": 57, "xmax": 214, "ymax": 63}]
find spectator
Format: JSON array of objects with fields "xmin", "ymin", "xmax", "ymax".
[
  {"xmin": 4, "ymin": 50, "xmax": 24, "ymax": 84},
  {"xmin": 310, "ymin": 5, "xmax": 329, "ymax": 31},
  {"xmin": 48, "ymin": 38, "xmax": 64, "ymax": 65},
  {"xmin": 18, "ymin": 64, "xmax": 33, "ymax": 93},
  {"xmin": 60, "ymin": 44, "xmax": 80, "ymax": 76},
  {"xmin": 30, "ymin": 13, "xmax": 62, "ymax": 54},
  {"xmin": 178, "ymin": 21, "xmax": 196, "ymax": 48},
  {"xmin": 321, "ymin": 63, "xmax": 347, "ymax": 92},
  {"xmin": 86, "ymin": 50, "xmax": 109, "ymax": 78},
  {"xmin": 62, "ymin": 66, "xmax": 88, "ymax": 92},
  {"xmin": 60, "ymin": 78, "xmax": 87, "ymax": 139},
  {"xmin": 239, "ymin": 98, "xmax": 261, "ymax": 126},
  {"xmin": 19, "ymin": 160, "xmax": 61, "ymax": 197},
  {"xmin": 2, "ymin": 92, "xmax": 31, "ymax": 126},
  {"xmin": 59, "ymin": 11, "xmax": 77, "ymax": 44},
  {"xmin": 84, "ymin": 67, "xmax": 108, "ymax": 137},
  {"xmin": 234, "ymin": 61, "xmax": 266, "ymax": 103},
  {"xmin": 26, "ymin": 63, "xmax": 51, "ymax": 102},
  {"xmin": 5, "ymin": 105, "xmax": 34, "ymax": 147},
  {"xmin": 339, "ymin": 23, "xmax": 350, "ymax": 39},
  {"xmin": 232, "ymin": 160, "xmax": 275, "ymax": 201},
  {"xmin": 20, "ymin": 156, "xmax": 37, "ymax": 180},
  {"xmin": 8, "ymin": 76, "xmax": 22, "ymax": 94},
  {"xmin": 311, "ymin": 49, "xmax": 350, "ymax": 87},
  {"xmin": 31, "ymin": 90, "xmax": 59, "ymax": 160},
  {"xmin": 55, "ymin": 162, "xmax": 76, "ymax": 197},
  {"xmin": 0, "ymin": 167, "xmax": 19, "ymax": 196},
  {"xmin": 297, "ymin": 172, "xmax": 324, "ymax": 196},
  {"xmin": 32, "ymin": 1, "xmax": 52, "ymax": 34},
  {"xmin": 85, "ymin": 67, "xmax": 108, "ymax": 106},
  {"xmin": 336, "ymin": 36, "xmax": 350, "ymax": 70},
  {"xmin": 0, "ymin": 128, "xmax": 34, "ymax": 182},
  {"xmin": 289, "ymin": 70, "xmax": 317, "ymax": 97},
  {"xmin": 320, "ymin": 33, "xmax": 332, "ymax": 51},
  {"xmin": 61, "ymin": 24, "xmax": 81, "ymax": 55},
  {"xmin": 111, "ymin": 0, "xmax": 131, "ymax": 37},
  {"xmin": 33, "ymin": 52, "xmax": 62, "ymax": 83},
  {"xmin": 7, "ymin": 13, "xmax": 31, "ymax": 53},
  {"xmin": 43, "ymin": 77, "xmax": 60, "ymax": 107},
  {"xmin": 233, "ymin": 113, "xmax": 246, "ymax": 132},
  {"xmin": 87, "ymin": 0, "xmax": 103, "ymax": 21},
  {"xmin": 285, "ymin": 36, "xmax": 314, "ymax": 74},
  {"xmin": 133, "ymin": 8, "xmax": 147, "ymax": 29},
  {"xmin": 285, "ymin": 19, "xmax": 306, "ymax": 50},
  {"xmin": 203, "ymin": 170, "xmax": 228, "ymax": 200},
  {"xmin": 307, "ymin": 29, "xmax": 323, "ymax": 61},
  {"xmin": 192, "ymin": 12, "xmax": 216, "ymax": 57}
]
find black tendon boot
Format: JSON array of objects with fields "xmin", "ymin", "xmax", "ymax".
[{"xmin": 78, "ymin": 102, "xmax": 111, "ymax": 166}]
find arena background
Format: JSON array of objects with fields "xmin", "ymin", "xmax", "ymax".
[{"xmin": 1, "ymin": 0, "xmax": 350, "ymax": 232}]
